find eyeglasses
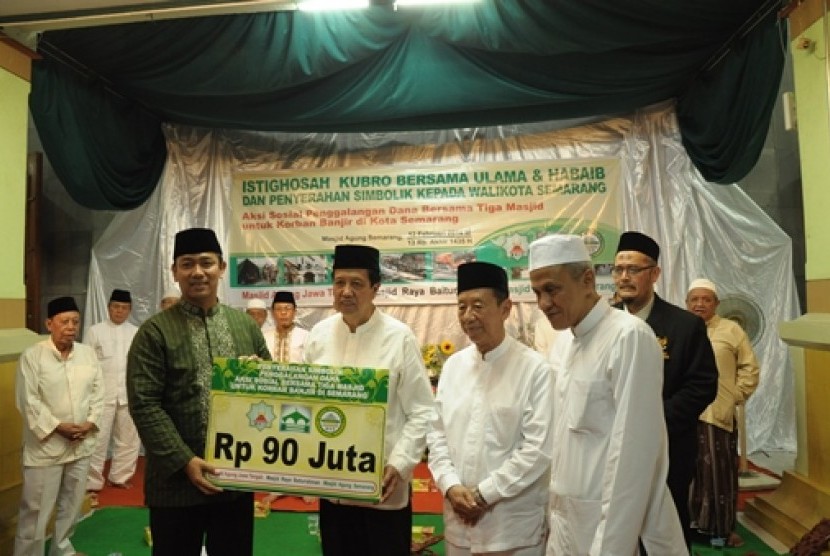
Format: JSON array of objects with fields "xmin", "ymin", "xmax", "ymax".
[{"xmin": 610, "ymin": 265, "xmax": 655, "ymax": 277}]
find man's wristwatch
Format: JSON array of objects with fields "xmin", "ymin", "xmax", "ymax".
[{"xmin": 472, "ymin": 486, "xmax": 488, "ymax": 508}]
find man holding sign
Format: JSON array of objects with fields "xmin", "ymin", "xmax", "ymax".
[
  {"xmin": 127, "ymin": 228, "xmax": 271, "ymax": 556},
  {"xmin": 303, "ymin": 244, "xmax": 434, "ymax": 556}
]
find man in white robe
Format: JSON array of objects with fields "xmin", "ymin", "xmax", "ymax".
[
  {"xmin": 428, "ymin": 262, "xmax": 553, "ymax": 555},
  {"xmin": 262, "ymin": 290, "xmax": 312, "ymax": 506},
  {"xmin": 303, "ymin": 244, "xmax": 434, "ymax": 556},
  {"xmin": 159, "ymin": 286, "xmax": 180, "ymax": 311},
  {"xmin": 265, "ymin": 290, "xmax": 308, "ymax": 363},
  {"xmin": 14, "ymin": 296, "xmax": 104, "ymax": 556},
  {"xmin": 528, "ymin": 234, "xmax": 686, "ymax": 556},
  {"xmin": 245, "ymin": 298, "xmax": 269, "ymax": 329},
  {"xmin": 85, "ymin": 288, "xmax": 140, "ymax": 494}
]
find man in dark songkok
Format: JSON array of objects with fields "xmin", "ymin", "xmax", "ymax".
[
  {"xmin": 127, "ymin": 227, "xmax": 271, "ymax": 556},
  {"xmin": 14, "ymin": 296, "xmax": 104, "ymax": 556},
  {"xmin": 428, "ymin": 261, "xmax": 553, "ymax": 555},
  {"xmin": 85, "ymin": 289, "xmax": 140, "ymax": 498},
  {"xmin": 612, "ymin": 230, "xmax": 718, "ymax": 550},
  {"xmin": 266, "ymin": 290, "xmax": 309, "ymax": 363},
  {"xmin": 303, "ymin": 245, "xmax": 434, "ymax": 556}
]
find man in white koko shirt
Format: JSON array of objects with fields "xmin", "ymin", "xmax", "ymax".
[
  {"xmin": 85, "ymin": 289, "xmax": 140, "ymax": 494},
  {"xmin": 529, "ymin": 234, "xmax": 686, "ymax": 555}
]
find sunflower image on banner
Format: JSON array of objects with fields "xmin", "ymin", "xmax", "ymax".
[{"xmin": 422, "ymin": 340, "xmax": 455, "ymax": 380}]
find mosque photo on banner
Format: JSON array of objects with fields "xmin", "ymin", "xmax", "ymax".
[
  {"xmin": 281, "ymin": 255, "xmax": 329, "ymax": 285},
  {"xmin": 432, "ymin": 251, "xmax": 476, "ymax": 280},
  {"xmin": 380, "ymin": 252, "xmax": 427, "ymax": 282},
  {"xmin": 595, "ymin": 263, "xmax": 614, "ymax": 277},
  {"xmin": 235, "ymin": 256, "xmax": 278, "ymax": 286}
]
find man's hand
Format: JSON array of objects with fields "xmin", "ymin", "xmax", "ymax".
[
  {"xmin": 380, "ymin": 465, "xmax": 402, "ymax": 503},
  {"xmin": 77, "ymin": 421, "xmax": 97, "ymax": 436},
  {"xmin": 54, "ymin": 420, "xmax": 99, "ymax": 442},
  {"xmin": 184, "ymin": 457, "xmax": 224, "ymax": 495},
  {"xmin": 446, "ymin": 485, "xmax": 486, "ymax": 526},
  {"xmin": 54, "ymin": 422, "xmax": 84, "ymax": 442}
]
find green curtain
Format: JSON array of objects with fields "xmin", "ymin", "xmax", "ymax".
[
  {"xmin": 29, "ymin": 0, "xmax": 784, "ymax": 210},
  {"xmin": 29, "ymin": 62, "xmax": 166, "ymax": 210},
  {"xmin": 678, "ymin": 11, "xmax": 787, "ymax": 183}
]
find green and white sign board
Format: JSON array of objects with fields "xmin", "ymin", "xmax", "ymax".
[{"xmin": 206, "ymin": 358, "xmax": 388, "ymax": 502}]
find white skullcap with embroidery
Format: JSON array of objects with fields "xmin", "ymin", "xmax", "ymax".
[
  {"xmin": 162, "ymin": 286, "xmax": 180, "ymax": 299},
  {"xmin": 246, "ymin": 298, "xmax": 267, "ymax": 310},
  {"xmin": 688, "ymin": 278, "xmax": 718, "ymax": 297},
  {"xmin": 528, "ymin": 234, "xmax": 591, "ymax": 271}
]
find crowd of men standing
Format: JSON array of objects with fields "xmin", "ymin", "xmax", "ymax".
[{"xmin": 12, "ymin": 226, "xmax": 759, "ymax": 556}]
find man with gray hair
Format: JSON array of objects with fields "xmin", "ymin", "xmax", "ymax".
[
  {"xmin": 528, "ymin": 233, "xmax": 685, "ymax": 555},
  {"xmin": 428, "ymin": 261, "xmax": 553, "ymax": 555}
]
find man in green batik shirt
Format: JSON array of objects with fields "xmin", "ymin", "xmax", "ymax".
[{"xmin": 127, "ymin": 228, "xmax": 271, "ymax": 556}]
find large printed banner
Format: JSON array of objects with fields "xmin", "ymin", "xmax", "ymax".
[
  {"xmin": 205, "ymin": 358, "xmax": 388, "ymax": 502},
  {"xmin": 229, "ymin": 159, "xmax": 621, "ymax": 306}
]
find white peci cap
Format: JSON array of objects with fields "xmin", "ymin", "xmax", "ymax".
[
  {"xmin": 246, "ymin": 298, "xmax": 267, "ymax": 310},
  {"xmin": 688, "ymin": 278, "xmax": 718, "ymax": 297},
  {"xmin": 529, "ymin": 234, "xmax": 591, "ymax": 271},
  {"xmin": 162, "ymin": 287, "xmax": 180, "ymax": 299}
]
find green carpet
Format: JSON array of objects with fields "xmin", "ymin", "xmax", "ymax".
[
  {"xmin": 65, "ymin": 507, "xmax": 445, "ymax": 556},
  {"xmin": 690, "ymin": 522, "xmax": 782, "ymax": 555},
  {"xmin": 65, "ymin": 507, "xmax": 780, "ymax": 555}
]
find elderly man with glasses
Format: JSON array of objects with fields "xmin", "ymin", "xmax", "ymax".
[{"xmin": 612, "ymin": 231, "xmax": 718, "ymax": 551}]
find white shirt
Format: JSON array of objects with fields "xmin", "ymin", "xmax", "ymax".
[
  {"xmin": 16, "ymin": 339, "xmax": 104, "ymax": 466},
  {"xmin": 264, "ymin": 324, "xmax": 309, "ymax": 363},
  {"xmin": 85, "ymin": 319, "xmax": 138, "ymax": 404},
  {"xmin": 303, "ymin": 308, "xmax": 434, "ymax": 510},
  {"xmin": 547, "ymin": 299, "xmax": 686, "ymax": 556},
  {"xmin": 428, "ymin": 336, "xmax": 553, "ymax": 552}
]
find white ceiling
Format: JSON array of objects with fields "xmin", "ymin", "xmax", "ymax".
[
  {"xmin": 1, "ymin": 0, "xmax": 166, "ymax": 18},
  {"xmin": 0, "ymin": 0, "xmax": 297, "ymax": 36}
]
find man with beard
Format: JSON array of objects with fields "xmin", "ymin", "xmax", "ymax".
[{"xmin": 612, "ymin": 231, "xmax": 717, "ymax": 549}]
